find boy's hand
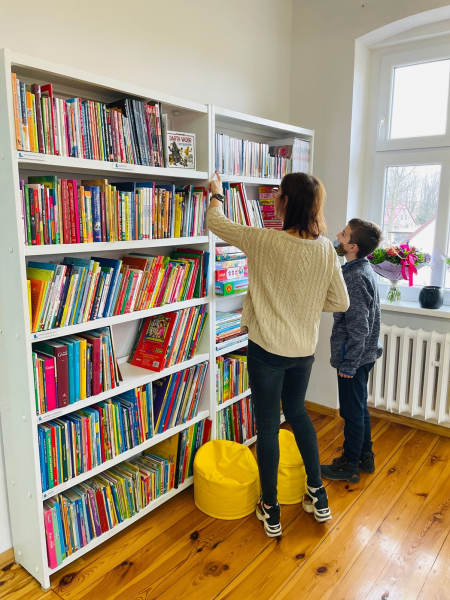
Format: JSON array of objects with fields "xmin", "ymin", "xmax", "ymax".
[{"xmin": 339, "ymin": 371, "xmax": 354, "ymax": 378}]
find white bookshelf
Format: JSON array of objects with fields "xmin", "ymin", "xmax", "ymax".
[{"xmin": 0, "ymin": 49, "xmax": 313, "ymax": 589}]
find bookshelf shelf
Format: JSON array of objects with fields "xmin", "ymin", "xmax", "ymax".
[
  {"xmin": 42, "ymin": 410, "xmax": 209, "ymax": 501},
  {"xmin": 35, "ymin": 352, "xmax": 210, "ymax": 424},
  {"xmin": 18, "ymin": 152, "xmax": 208, "ymax": 181},
  {"xmin": 29, "ymin": 297, "xmax": 209, "ymax": 342},
  {"xmin": 0, "ymin": 49, "xmax": 313, "ymax": 589},
  {"xmin": 48, "ymin": 475, "xmax": 194, "ymax": 575},
  {"xmin": 216, "ymin": 389, "xmax": 251, "ymax": 412},
  {"xmin": 221, "ymin": 175, "xmax": 281, "ymax": 186},
  {"xmin": 243, "ymin": 435, "xmax": 257, "ymax": 447},
  {"xmin": 23, "ymin": 236, "xmax": 209, "ymax": 256}
]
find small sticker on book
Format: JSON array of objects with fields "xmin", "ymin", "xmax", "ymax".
[
  {"xmin": 152, "ymin": 361, "xmax": 159, "ymax": 367},
  {"xmin": 18, "ymin": 151, "xmax": 46, "ymax": 162},
  {"xmin": 113, "ymin": 163, "xmax": 135, "ymax": 171}
]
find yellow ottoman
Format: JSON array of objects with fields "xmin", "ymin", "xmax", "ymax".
[
  {"xmin": 278, "ymin": 429, "xmax": 307, "ymax": 504},
  {"xmin": 194, "ymin": 440, "xmax": 260, "ymax": 519}
]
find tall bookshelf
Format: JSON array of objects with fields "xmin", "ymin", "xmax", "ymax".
[{"xmin": 0, "ymin": 48, "xmax": 314, "ymax": 589}]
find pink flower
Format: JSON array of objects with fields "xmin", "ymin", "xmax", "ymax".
[{"xmin": 386, "ymin": 247, "xmax": 397, "ymax": 257}]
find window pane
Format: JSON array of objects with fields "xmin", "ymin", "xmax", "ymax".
[
  {"xmin": 383, "ymin": 165, "xmax": 440, "ymax": 286},
  {"xmin": 390, "ymin": 60, "xmax": 450, "ymax": 139}
]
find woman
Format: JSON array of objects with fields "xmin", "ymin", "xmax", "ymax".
[{"xmin": 207, "ymin": 171, "xmax": 349, "ymax": 538}]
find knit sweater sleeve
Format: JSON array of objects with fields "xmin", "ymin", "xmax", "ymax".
[
  {"xmin": 322, "ymin": 250, "xmax": 350, "ymax": 313},
  {"xmin": 206, "ymin": 207, "xmax": 252, "ymax": 254}
]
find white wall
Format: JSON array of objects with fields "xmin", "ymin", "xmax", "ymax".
[
  {"xmin": 289, "ymin": 0, "xmax": 450, "ymax": 411},
  {"xmin": 0, "ymin": 0, "xmax": 294, "ymax": 555}
]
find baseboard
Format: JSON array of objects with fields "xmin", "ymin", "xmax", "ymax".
[
  {"xmin": 0, "ymin": 547, "xmax": 14, "ymax": 568},
  {"xmin": 305, "ymin": 401, "xmax": 339, "ymax": 418},
  {"xmin": 368, "ymin": 407, "xmax": 450, "ymax": 439}
]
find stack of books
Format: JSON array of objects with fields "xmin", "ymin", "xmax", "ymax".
[
  {"xmin": 221, "ymin": 183, "xmax": 263, "ymax": 228},
  {"xmin": 19, "ymin": 178, "xmax": 206, "ymax": 246},
  {"xmin": 258, "ymin": 186, "xmax": 283, "ymax": 230},
  {"xmin": 27, "ymin": 249, "xmax": 209, "ymax": 334},
  {"xmin": 215, "ymin": 134, "xmax": 293, "ymax": 179},
  {"xmin": 12, "ymin": 75, "xmax": 171, "ymax": 167},
  {"xmin": 268, "ymin": 138, "xmax": 310, "ymax": 175},
  {"xmin": 216, "ymin": 395, "xmax": 255, "ymax": 443},
  {"xmin": 215, "ymin": 246, "xmax": 248, "ymax": 296},
  {"xmin": 215, "ymin": 309, "xmax": 247, "ymax": 351},
  {"xmin": 43, "ymin": 419, "xmax": 211, "ymax": 568},
  {"xmin": 216, "ymin": 349, "xmax": 249, "ymax": 405},
  {"xmin": 32, "ymin": 328, "xmax": 120, "ymax": 415},
  {"xmin": 128, "ymin": 305, "xmax": 208, "ymax": 372}
]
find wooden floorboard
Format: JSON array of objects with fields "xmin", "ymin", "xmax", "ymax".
[{"xmin": 5, "ymin": 412, "xmax": 450, "ymax": 600}]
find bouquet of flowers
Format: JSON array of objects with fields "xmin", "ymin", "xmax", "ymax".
[{"xmin": 367, "ymin": 244, "xmax": 431, "ymax": 303}]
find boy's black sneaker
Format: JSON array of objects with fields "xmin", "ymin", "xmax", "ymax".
[
  {"xmin": 302, "ymin": 486, "xmax": 332, "ymax": 523},
  {"xmin": 256, "ymin": 496, "xmax": 282, "ymax": 537},
  {"xmin": 321, "ymin": 454, "xmax": 360, "ymax": 483},
  {"xmin": 359, "ymin": 451, "xmax": 375, "ymax": 474}
]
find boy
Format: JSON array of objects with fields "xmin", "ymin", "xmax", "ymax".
[{"xmin": 321, "ymin": 218, "xmax": 383, "ymax": 483}]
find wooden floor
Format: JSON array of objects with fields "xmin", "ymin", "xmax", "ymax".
[{"xmin": 2, "ymin": 410, "xmax": 450, "ymax": 600}]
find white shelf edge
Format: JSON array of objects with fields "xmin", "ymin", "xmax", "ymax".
[
  {"xmin": 11, "ymin": 51, "xmax": 207, "ymax": 114},
  {"xmin": 216, "ymin": 389, "xmax": 251, "ymax": 412},
  {"xmin": 243, "ymin": 435, "xmax": 257, "ymax": 447},
  {"xmin": 29, "ymin": 297, "xmax": 209, "ymax": 342},
  {"xmin": 214, "ymin": 106, "xmax": 314, "ymax": 137},
  {"xmin": 216, "ymin": 291, "xmax": 248, "ymax": 299},
  {"xmin": 17, "ymin": 152, "xmax": 208, "ymax": 180},
  {"xmin": 42, "ymin": 411, "xmax": 208, "ymax": 501},
  {"xmin": 47, "ymin": 475, "xmax": 194, "ymax": 574},
  {"xmin": 380, "ymin": 300, "xmax": 450, "ymax": 319},
  {"xmin": 24, "ymin": 236, "xmax": 209, "ymax": 256},
  {"xmin": 215, "ymin": 339, "xmax": 248, "ymax": 357},
  {"xmin": 220, "ymin": 175, "xmax": 281, "ymax": 186},
  {"xmin": 36, "ymin": 352, "xmax": 210, "ymax": 425}
]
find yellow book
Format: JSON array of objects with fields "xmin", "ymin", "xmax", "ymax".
[
  {"xmin": 151, "ymin": 434, "xmax": 179, "ymax": 465},
  {"xmin": 77, "ymin": 186, "xmax": 87, "ymax": 243},
  {"xmin": 26, "ymin": 91, "xmax": 36, "ymax": 153},
  {"xmin": 150, "ymin": 260, "xmax": 168, "ymax": 308},
  {"xmin": 27, "ymin": 280, "xmax": 32, "ymax": 330},
  {"xmin": 72, "ymin": 336, "xmax": 87, "ymax": 399},
  {"xmin": 31, "ymin": 93, "xmax": 39, "ymax": 152}
]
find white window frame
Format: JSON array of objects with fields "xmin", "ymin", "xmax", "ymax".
[
  {"xmin": 377, "ymin": 44, "xmax": 450, "ymax": 152},
  {"xmin": 371, "ymin": 43, "xmax": 450, "ymax": 303}
]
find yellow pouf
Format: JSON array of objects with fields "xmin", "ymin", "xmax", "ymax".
[
  {"xmin": 194, "ymin": 440, "xmax": 260, "ymax": 520},
  {"xmin": 278, "ymin": 429, "xmax": 307, "ymax": 504}
]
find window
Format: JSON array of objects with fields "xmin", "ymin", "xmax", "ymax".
[{"xmin": 370, "ymin": 43, "xmax": 450, "ymax": 300}]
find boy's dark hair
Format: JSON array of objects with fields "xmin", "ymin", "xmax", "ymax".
[{"xmin": 348, "ymin": 218, "xmax": 382, "ymax": 258}]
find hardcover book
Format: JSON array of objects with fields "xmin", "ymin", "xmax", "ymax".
[{"xmin": 167, "ymin": 131, "xmax": 195, "ymax": 169}]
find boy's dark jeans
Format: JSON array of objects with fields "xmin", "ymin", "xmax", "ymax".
[
  {"xmin": 247, "ymin": 340, "xmax": 322, "ymax": 505},
  {"xmin": 338, "ymin": 362, "xmax": 375, "ymax": 465}
]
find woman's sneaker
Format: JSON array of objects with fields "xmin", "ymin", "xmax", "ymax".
[
  {"xmin": 256, "ymin": 496, "xmax": 282, "ymax": 537},
  {"xmin": 302, "ymin": 486, "xmax": 332, "ymax": 523},
  {"xmin": 359, "ymin": 451, "xmax": 375, "ymax": 473}
]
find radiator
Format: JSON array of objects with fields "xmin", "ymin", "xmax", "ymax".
[{"xmin": 368, "ymin": 324, "xmax": 450, "ymax": 426}]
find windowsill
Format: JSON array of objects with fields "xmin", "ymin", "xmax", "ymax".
[{"xmin": 381, "ymin": 300, "xmax": 450, "ymax": 319}]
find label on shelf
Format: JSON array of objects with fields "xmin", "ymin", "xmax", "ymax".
[
  {"xmin": 37, "ymin": 408, "xmax": 63, "ymax": 422},
  {"xmin": 17, "ymin": 151, "xmax": 46, "ymax": 162},
  {"xmin": 113, "ymin": 163, "xmax": 135, "ymax": 171}
]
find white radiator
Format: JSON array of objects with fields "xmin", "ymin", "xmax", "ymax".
[{"xmin": 368, "ymin": 324, "xmax": 450, "ymax": 427}]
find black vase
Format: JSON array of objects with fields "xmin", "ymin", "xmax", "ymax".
[{"xmin": 418, "ymin": 286, "xmax": 444, "ymax": 309}]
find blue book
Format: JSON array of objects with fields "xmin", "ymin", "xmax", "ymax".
[
  {"xmin": 158, "ymin": 374, "xmax": 179, "ymax": 434},
  {"xmin": 84, "ymin": 186, "xmax": 101, "ymax": 242},
  {"xmin": 90, "ymin": 257, "xmax": 122, "ymax": 317},
  {"xmin": 38, "ymin": 427, "xmax": 48, "ymax": 492},
  {"xmin": 54, "ymin": 498, "xmax": 67, "ymax": 559},
  {"xmin": 146, "ymin": 383, "xmax": 154, "ymax": 438},
  {"xmin": 56, "ymin": 339, "xmax": 75, "ymax": 404},
  {"xmin": 65, "ymin": 336, "xmax": 80, "ymax": 402},
  {"xmin": 69, "ymin": 266, "xmax": 87, "ymax": 325},
  {"xmin": 109, "ymin": 272, "xmax": 122, "ymax": 316}
]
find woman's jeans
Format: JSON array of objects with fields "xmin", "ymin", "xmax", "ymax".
[{"xmin": 247, "ymin": 340, "xmax": 322, "ymax": 505}]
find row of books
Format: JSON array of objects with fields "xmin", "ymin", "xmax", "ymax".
[
  {"xmin": 129, "ymin": 306, "xmax": 208, "ymax": 372},
  {"xmin": 27, "ymin": 248, "xmax": 209, "ymax": 334},
  {"xmin": 216, "ymin": 349, "xmax": 249, "ymax": 405},
  {"xmin": 215, "ymin": 246, "xmax": 248, "ymax": 296},
  {"xmin": 269, "ymin": 138, "xmax": 310, "ymax": 175},
  {"xmin": 215, "ymin": 134, "xmax": 293, "ymax": 179},
  {"xmin": 12, "ymin": 75, "xmax": 167, "ymax": 167},
  {"xmin": 216, "ymin": 309, "xmax": 247, "ymax": 351},
  {"xmin": 38, "ymin": 361, "xmax": 208, "ymax": 491},
  {"xmin": 216, "ymin": 396, "xmax": 255, "ymax": 444},
  {"xmin": 258, "ymin": 186, "xmax": 283, "ymax": 231},
  {"xmin": 32, "ymin": 328, "xmax": 120, "ymax": 415},
  {"xmin": 20, "ymin": 177, "xmax": 206, "ymax": 246},
  {"xmin": 43, "ymin": 419, "xmax": 211, "ymax": 568},
  {"xmin": 221, "ymin": 182, "xmax": 263, "ymax": 228}
]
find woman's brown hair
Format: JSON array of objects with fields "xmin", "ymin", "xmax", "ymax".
[{"xmin": 280, "ymin": 173, "xmax": 327, "ymax": 238}]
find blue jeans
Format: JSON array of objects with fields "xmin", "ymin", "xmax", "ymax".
[
  {"xmin": 247, "ymin": 340, "xmax": 322, "ymax": 505},
  {"xmin": 338, "ymin": 362, "xmax": 374, "ymax": 465}
]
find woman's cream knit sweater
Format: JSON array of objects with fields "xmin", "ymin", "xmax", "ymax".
[{"xmin": 207, "ymin": 207, "xmax": 349, "ymax": 357}]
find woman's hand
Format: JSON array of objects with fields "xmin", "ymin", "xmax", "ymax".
[{"xmin": 208, "ymin": 171, "xmax": 223, "ymax": 196}]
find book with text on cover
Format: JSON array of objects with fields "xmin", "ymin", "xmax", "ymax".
[
  {"xmin": 129, "ymin": 313, "xmax": 178, "ymax": 372},
  {"xmin": 167, "ymin": 131, "xmax": 195, "ymax": 169}
]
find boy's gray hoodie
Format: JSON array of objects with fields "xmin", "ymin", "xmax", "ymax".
[{"xmin": 330, "ymin": 257, "xmax": 382, "ymax": 376}]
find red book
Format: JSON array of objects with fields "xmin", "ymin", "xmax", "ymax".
[
  {"xmin": 49, "ymin": 425, "xmax": 59, "ymax": 486},
  {"xmin": 33, "ymin": 188, "xmax": 41, "ymax": 246},
  {"xmin": 67, "ymin": 180, "xmax": 80, "ymax": 243},
  {"xmin": 130, "ymin": 313, "xmax": 178, "ymax": 372},
  {"xmin": 60, "ymin": 180, "xmax": 71, "ymax": 244},
  {"xmin": 95, "ymin": 489, "xmax": 109, "ymax": 533},
  {"xmin": 34, "ymin": 341, "xmax": 69, "ymax": 408},
  {"xmin": 79, "ymin": 333, "xmax": 102, "ymax": 395},
  {"xmin": 36, "ymin": 352, "xmax": 57, "ymax": 412},
  {"xmin": 202, "ymin": 418, "xmax": 212, "ymax": 445},
  {"xmin": 41, "ymin": 85, "xmax": 58, "ymax": 155},
  {"xmin": 114, "ymin": 268, "xmax": 130, "ymax": 314},
  {"xmin": 43, "ymin": 505, "xmax": 58, "ymax": 569}
]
